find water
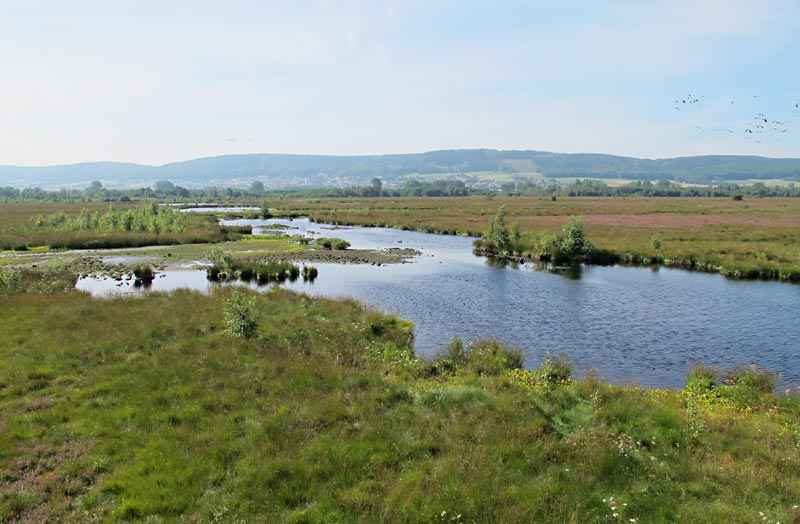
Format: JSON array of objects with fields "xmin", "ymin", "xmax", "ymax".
[
  {"xmin": 77, "ymin": 218, "xmax": 800, "ymax": 389},
  {"xmin": 179, "ymin": 206, "xmax": 260, "ymax": 213}
]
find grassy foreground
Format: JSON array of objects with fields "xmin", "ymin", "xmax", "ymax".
[
  {"xmin": 271, "ymin": 196, "xmax": 800, "ymax": 280},
  {"xmin": 2, "ymin": 287, "xmax": 800, "ymax": 523}
]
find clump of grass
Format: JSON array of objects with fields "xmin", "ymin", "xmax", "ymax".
[
  {"xmin": 301, "ymin": 265, "xmax": 318, "ymax": 282},
  {"xmin": 206, "ymin": 249, "xmax": 310, "ymax": 285},
  {"xmin": 431, "ymin": 338, "xmax": 522, "ymax": 376},
  {"xmin": 537, "ymin": 354, "xmax": 572, "ymax": 391},
  {"xmin": 0, "ymin": 267, "xmax": 23, "ymax": 291},
  {"xmin": 685, "ymin": 363, "xmax": 778, "ymax": 411},
  {"xmin": 132, "ymin": 264, "xmax": 155, "ymax": 285},
  {"xmin": 317, "ymin": 237, "xmax": 351, "ymax": 250},
  {"xmin": 685, "ymin": 364, "xmax": 718, "ymax": 394},
  {"xmin": 506, "ymin": 354, "xmax": 572, "ymax": 392}
]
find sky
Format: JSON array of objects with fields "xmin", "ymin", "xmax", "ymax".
[{"xmin": 1, "ymin": 0, "xmax": 799, "ymax": 166}]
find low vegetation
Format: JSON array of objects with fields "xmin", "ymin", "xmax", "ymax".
[
  {"xmin": 0, "ymin": 203, "xmax": 248, "ymax": 251},
  {"xmin": 278, "ymin": 196, "xmax": 800, "ymax": 281},
  {"xmin": 205, "ymin": 248, "xmax": 316, "ymax": 284},
  {"xmin": 1, "ymin": 285, "xmax": 799, "ymax": 522},
  {"xmin": 316, "ymin": 237, "xmax": 351, "ymax": 250}
]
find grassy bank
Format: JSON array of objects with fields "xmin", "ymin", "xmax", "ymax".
[
  {"xmin": 1, "ymin": 287, "xmax": 799, "ymax": 522},
  {"xmin": 266, "ymin": 196, "xmax": 800, "ymax": 281}
]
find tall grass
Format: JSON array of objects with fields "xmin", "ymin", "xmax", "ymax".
[{"xmin": 0, "ymin": 202, "xmax": 246, "ymax": 250}]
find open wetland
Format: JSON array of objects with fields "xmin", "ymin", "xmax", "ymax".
[{"xmin": 74, "ymin": 218, "xmax": 800, "ymax": 389}]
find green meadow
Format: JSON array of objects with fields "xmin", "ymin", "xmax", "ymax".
[{"xmin": 1, "ymin": 278, "xmax": 799, "ymax": 523}]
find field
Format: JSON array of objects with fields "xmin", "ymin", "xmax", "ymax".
[
  {"xmin": 269, "ymin": 196, "xmax": 800, "ymax": 280},
  {"xmin": 1, "ymin": 287, "xmax": 800, "ymax": 523}
]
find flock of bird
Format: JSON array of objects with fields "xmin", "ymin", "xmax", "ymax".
[{"xmin": 674, "ymin": 94, "xmax": 798, "ymax": 144}]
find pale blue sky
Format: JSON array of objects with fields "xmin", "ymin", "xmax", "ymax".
[{"xmin": 1, "ymin": 0, "xmax": 799, "ymax": 165}]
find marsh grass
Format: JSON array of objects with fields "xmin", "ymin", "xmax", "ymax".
[
  {"xmin": 1, "ymin": 281, "xmax": 800, "ymax": 522},
  {"xmin": 206, "ymin": 253, "xmax": 307, "ymax": 285},
  {"xmin": 0, "ymin": 202, "xmax": 246, "ymax": 251},
  {"xmin": 269, "ymin": 196, "xmax": 800, "ymax": 281}
]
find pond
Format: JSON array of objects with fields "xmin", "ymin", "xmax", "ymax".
[{"xmin": 76, "ymin": 218, "xmax": 800, "ymax": 389}]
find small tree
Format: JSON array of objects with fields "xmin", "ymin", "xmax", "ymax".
[
  {"xmin": 485, "ymin": 205, "xmax": 510, "ymax": 254},
  {"xmin": 510, "ymin": 220, "xmax": 522, "ymax": 243},
  {"xmin": 250, "ymin": 180, "xmax": 265, "ymax": 195},
  {"xmin": 556, "ymin": 217, "xmax": 592, "ymax": 261},
  {"xmin": 259, "ymin": 200, "xmax": 271, "ymax": 219},
  {"xmin": 223, "ymin": 288, "xmax": 258, "ymax": 339}
]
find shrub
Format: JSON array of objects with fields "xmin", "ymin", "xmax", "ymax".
[
  {"xmin": 223, "ymin": 288, "xmax": 258, "ymax": 339},
  {"xmin": 556, "ymin": 217, "xmax": 593, "ymax": 261},
  {"xmin": 317, "ymin": 237, "xmax": 350, "ymax": 250},
  {"xmin": 208, "ymin": 248, "xmax": 234, "ymax": 275},
  {"xmin": 723, "ymin": 365, "xmax": 776, "ymax": 394},
  {"xmin": 132, "ymin": 264, "xmax": 155, "ymax": 283},
  {"xmin": 0, "ymin": 267, "xmax": 23, "ymax": 291},
  {"xmin": 537, "ymin": 354, "xmax": 572, "ymax": 391},
  {"xmin": 650, "ymin": 235, "xmax": 662, "ymax": 251},
  {"xmin": 431, "ymin": 337, "xmax": 468, "ymax": 375},
  {"xmin": 301, "ymin": 266, "xmax": 318, "ymax": 281},
  {"xmin": 259, "ymin": 200, "xmax": 271, "ymax": 219},
  {"xmin": 685, "ymin": 365, "xmax": 718, "ymax": 394},
  {"xmin": 463, "ymin": 339, "xmax": 523, "ymax": 376}
]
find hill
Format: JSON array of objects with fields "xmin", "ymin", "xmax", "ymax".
[{"xmin": 2, "ymin": 150, "xmax": 800, "ymax": 189}]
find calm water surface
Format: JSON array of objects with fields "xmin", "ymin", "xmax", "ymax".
[{"xmin": 77, "ymin": 218, "xmax": 800, "ymax": 389}]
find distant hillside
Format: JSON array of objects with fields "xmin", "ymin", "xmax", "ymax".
[{"xmin": 2, "ymin": 150, "xmax": 800, "ymax": 189}]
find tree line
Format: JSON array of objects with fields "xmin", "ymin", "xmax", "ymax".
[{"xmin": 1, "ymin": 177, "xmax": 798, "ymax": 203}]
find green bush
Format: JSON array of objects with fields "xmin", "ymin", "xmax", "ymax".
[
  {"xmin": 685, "ymin": 363, "xmax": 777, "ymax": 410},
  {"xmin": 0, "ymin": 267, "xmax": 23, "ymax": 291},
  {"xmin": 223, "ymin": 288, "xmax": 258, "ymax": 339},
  {"xmin": 651, "ymin": 235, "xmax": 662, "ymax": 251},
  {"xmin": 431, "ymin": 337, "xmax": 468, "ymax": 375},
  {"xmin": 208, "ymin": 248, "xmax": 234, "ymax": 275},
  {"xmin": 537, "ymin": 354, "xmax": 572, "ymax": 391},
  {"xmin": 317, "ymin": 237, "xmax": 350, "ymax": 250},
  {"xmin": 554, "ymin": 217, "xmax": 593, "ymax": 262},
  {"xmin": 430, "ymin": 338, "xmax": 522, "ymax": 377},
  {"xmin": 301, "ymin": 266, "xmax": 318, "ymax": 281},
  {"xmin": 132, "ymin": 264, "xmax": 155, "ymax": 283},
  {"xmin": 463, "ymin": 339, "xmax": 523, "ymax": 376},
  {"xmin": 685, "ymin": 365, "xmax": 718, "ymax": 394},
  {"xmin": 723, "ymin": 365, "xmax": 777, "ymax": 394}
]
